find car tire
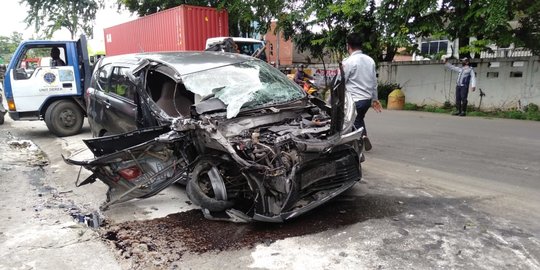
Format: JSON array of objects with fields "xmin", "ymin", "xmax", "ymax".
[
  {"xmin": 186, "ymin": 159, "xmax": 234, "ymax": 212},
  {"xmin": 0, "ymin": 112, "xmax": 4, "ymax": 125},
  {"xmin": 44, "ymin": 100, "xmax": 84, "ymax": 137}
]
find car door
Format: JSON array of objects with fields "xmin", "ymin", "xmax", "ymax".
[
  {"xmin": 64, "ymin": 126, "xmax": 189, "ymax": 207},
  {"xmin": 90, "ymin": 64, "xmax": 138, "ymax": 136}
]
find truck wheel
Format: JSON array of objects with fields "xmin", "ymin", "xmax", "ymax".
[{"xmin": 44, "ymin": 100, "xmax": 84, "ymax": 137}]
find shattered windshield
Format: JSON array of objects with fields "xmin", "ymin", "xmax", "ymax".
[{"xmin": 182, "ymin": 60, "xmax": 305, "ymax": 118}]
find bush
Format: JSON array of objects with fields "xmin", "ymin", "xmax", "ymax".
[
  {"xmin": 508, "ymin": 111, "xmax": 527, "ymax": 120},
  {"xmin": 443, "ymin": 101, "xmax": 453, "ymax": 109},
  {"xmin": 525, "ymin": 103, "xmax": 539, "ymax": 113},
  {"xmin": 379, "ymin": 99, "xmax": 387, "ymax": 109},
  {"xmin": 403, "ymin": 103, "xmax": 418, "ymax": 110},
  {"xmin": 424, "ymin": 105, "xmax": 438, "ymax": 112},
  {"xmin": 466, "ymin": 105, "xmax": 478, "ymax": 112},
  {"xmin": 421, "ymin": 105, "xmax": 449, "ymax": 113},
  {"xmin": 378, "ymin": 82, "xmax": 401, "ymax": 103},
  {"xmin": 526, "ymin": 112, "xmax": 540, "ymax": 121},
  {"xmin": 498, "ymin": 110, "xmax": 526, "ymax": 120}
]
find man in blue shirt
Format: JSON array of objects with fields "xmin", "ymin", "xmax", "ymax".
[
  {"xmin": 343, "ymin": 33, "xmax": 382, "ymax": 151},
  {"xmin": 444, "ymin": 57, "xmax": 476, "ymax": 116}
]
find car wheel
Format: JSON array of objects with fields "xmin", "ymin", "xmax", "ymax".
[
  {"xmin": 186, "ymin": 158, "xmax": 235, "ymax": 212},
  {"xmin": 44, "ymin": 100, "xmax": 84, "ymax": 137},
  {"xmin": 0, "ymin": 112, "xmax": 4, "ymax": 125}
]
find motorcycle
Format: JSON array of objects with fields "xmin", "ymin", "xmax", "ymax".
[{"xmin": 302, "ymin": 79, "xmax": 319, "ymax": 96}]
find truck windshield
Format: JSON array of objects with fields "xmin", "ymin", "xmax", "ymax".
[
  {"xmin": 182, "ymin": 60, "xmax": 305, "ymax": 118},
  {"xmin": 235, "ymin": 42, "xmax": 263, "ymax": 56}
]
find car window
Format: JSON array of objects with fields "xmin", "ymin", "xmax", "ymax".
[
  {"xmin": 96, "ymin": 64, "xmax": 112, "ymax": 91},
  {"xmin": 109, "ymin": 67, "xmax": 136, "ymax": 101}
]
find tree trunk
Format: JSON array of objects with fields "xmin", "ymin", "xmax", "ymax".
[
  {"xmin": 383, "ymin": 45, "xmax": 397, "ymax": 62},
  {"xmin": 320, "ymin": 55, "xmax": 329, "ymax": 100},
  {"xmin": 458, "ymin": 36, "xmax": 469, "ymax": 59}
]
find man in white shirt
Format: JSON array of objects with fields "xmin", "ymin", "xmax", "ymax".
[
  {"xmin": 444, "ymin": 57, "xmax": 476, "ymax": 116},
  {"xmin": 343, "ymin": 33, "xmax": 382, "ymax": 151}
]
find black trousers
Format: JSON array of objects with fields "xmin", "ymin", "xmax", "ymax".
[
  {"xmin": 455, "ymin": 85, "xmax": 469, "ymax": 113},
  {"xmin": 354, "ymin": 99, "xmax": 371, "ymax": 136}
]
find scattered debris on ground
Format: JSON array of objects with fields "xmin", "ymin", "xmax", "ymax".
[
  {"xmin": 100, "ymin": 195, "xmax": 402, "ymax": 268},
  {"xmin": 7, "ymin": 139, "xmax": 49, "ymax": 166}
]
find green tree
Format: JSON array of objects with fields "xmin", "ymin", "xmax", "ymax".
[
  {"xmin": 278, "ymin": 0, "xmax": 367, "ymax": 63},
  {"xmin": 440, "ymin": 0, "xmax": 515, "ymax": 58},
  {"xmin": 22, "ymin": 0, "xmax": 103, "ymax": 39},
  {"xmin": 514, "ymin": 0, "xmax": 540, "ymax": 55},
  {"xmin": 119, "ymin": 0, "xmax": 540, "ymax": 62},
  {"xmin": 0, "ymin": 32, "xmax": 24, "ymax": 64},
  {"xmin": 377, "ymin": 0, "xmax": 441, "ymax": 61},
  {"xmin": 278, "ymin": 0, "xmax": 441, "ymax": 63}
]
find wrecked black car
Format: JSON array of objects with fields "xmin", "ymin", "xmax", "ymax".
[{"xmin": 66, "ymin": 52, "xmax": 364, "ymax": 222}]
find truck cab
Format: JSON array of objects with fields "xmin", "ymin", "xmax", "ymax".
[
  {"xmin": 205, "ymin": 37, "xmax": 266, "ymax": 61},
  {"xmin": 3, "ymin": 36, "xmax": 91, "ymax": 136}
]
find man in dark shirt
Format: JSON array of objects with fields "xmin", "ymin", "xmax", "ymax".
[
  {"xmin": 294, "ymin": 64, "xmax": 313, "ymax": 85},
  {"xmin": 50, "ymin": 47, "xmax": 66, "ymax": 66}
]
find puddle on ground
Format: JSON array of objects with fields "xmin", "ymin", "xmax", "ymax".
[{"xmin": 101, "ymin": 194, "xmax": 403, "ymax": 264}]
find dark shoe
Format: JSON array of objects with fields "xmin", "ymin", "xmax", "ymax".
[
  {"xmin": 459, "ymin": 112, "xmax": 466, "ymax": 116},
  {"xmin": 363, "ymin": 136, "xmax": 372, "ymax": 151},
  {"xmin": 452, "ymin": 111, "xmax": 460, "ymax": 116}
]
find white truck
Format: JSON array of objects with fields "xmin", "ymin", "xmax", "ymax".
[{"xmin": 2, "ymin": 36, "xmax": 91, "ymax": 136}]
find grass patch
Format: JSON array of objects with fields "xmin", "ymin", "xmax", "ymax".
[
  {"xmin": 403, "ymin": 103, "xmax": 418, "ymax": 110},
  {"xmin": 400, "ymin": 102, "xmax": 540, "ymax": 121},
  {"xmin": 467, "ymin": 111, "xmax": 488, "ymax": 117}
]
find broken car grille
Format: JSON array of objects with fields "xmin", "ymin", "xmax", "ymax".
[{"xmin": 299, "ymin": 152, "xmax": 360, "ymax": 197}]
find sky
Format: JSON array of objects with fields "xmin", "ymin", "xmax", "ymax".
[{"xmin": 0, "ymin": 0, "xmax": 137, "ymax": 51}]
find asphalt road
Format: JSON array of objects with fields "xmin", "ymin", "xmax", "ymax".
[
  {"xmin": 367, "ymin": 110, "xmax": 540, "ymax": 188},
  {"xmin": 1, "ymin": 111, "xmax": 540, "ymax": 269},
  {"xmin": 365, "ymin": 110, "xmax": 540, "ymax": 231}
]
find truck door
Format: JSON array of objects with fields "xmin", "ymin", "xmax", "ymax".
[
  {"xmin": 76, "ymin": 35, "xmax": 91, "ymax": 93},
  {"xmin": 8, "ymin": 45, "xmax": 78, "ymax": 113}
]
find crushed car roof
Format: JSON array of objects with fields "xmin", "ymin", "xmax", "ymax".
[{"xmin": 99, "ymin": 51, "xmax": 253, "ymax": 75}]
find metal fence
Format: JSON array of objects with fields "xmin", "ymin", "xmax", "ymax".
[{"xmin": 480, "ymin": 48, "xmax": 533, "ymax": 58}]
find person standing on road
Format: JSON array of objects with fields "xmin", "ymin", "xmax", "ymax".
[
  {"xmin": 444, "ymin": 57, "xmax": 476, "ymax": 116},
  {"xmin": 342, "ymin": 33, "xmax": 382, "ymax": 151}
]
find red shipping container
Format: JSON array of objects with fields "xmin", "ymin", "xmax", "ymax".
[{"xmin": 104, "ymin": 5, "xmax": 229, "ymax": 56}]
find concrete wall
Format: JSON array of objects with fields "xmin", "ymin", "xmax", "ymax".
[{"xmin": 378, "ymin": 56, "xmax": 540, "ymax": 110}]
